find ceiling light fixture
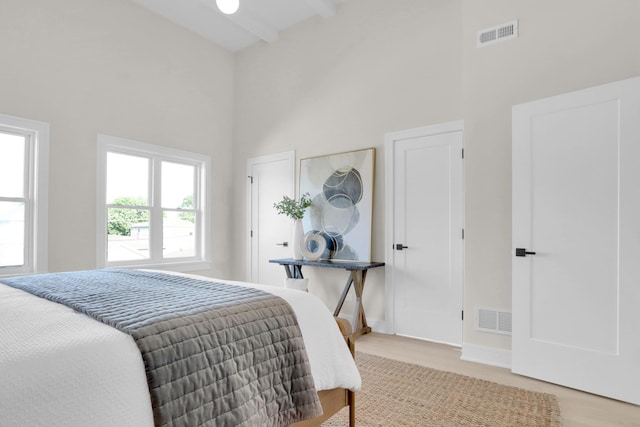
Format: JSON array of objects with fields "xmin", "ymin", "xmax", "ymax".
[{"xmin": 216, "ymin": 0, "xmax": 239, "ymax": 15}]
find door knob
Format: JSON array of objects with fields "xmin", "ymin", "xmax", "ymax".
[
  {"xmin": 515, "ymin": 248, "xmax": 536, "ymax": 257},
  {"xmin": 277, "ymin": 242, "xmax": 289, "ymax": 247},
  {"xmin": 395, "ymin": 244, "xmax": 408, "ymax": 250}
]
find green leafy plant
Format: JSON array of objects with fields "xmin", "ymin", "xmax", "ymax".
[
  {"xmin": 273, "ymin": 193, "xmax": 312, "ymax": 220},
  {"xmin": 178, "ymin": 194, "xmax": 195, "ymax": 223},
  {"xmin": 107, "ymin": 196, "xmax": 149, "ymax": 236}
]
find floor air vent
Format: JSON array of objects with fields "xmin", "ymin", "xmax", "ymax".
[
  {"xmin": 476, "ymin": 308, "xmax": 512, "ymax": 335},
  {"xmin": 477, "ymin": 20, "xmax": 518, "ymax": 47}
]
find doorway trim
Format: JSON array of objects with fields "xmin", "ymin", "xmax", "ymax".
[
  {"xmin": 245, "ymin": 150, "xmax": 295, "ymax": 281},
  {"xmin": 384, "ymin": 120, "xmax": 464, "ymax": 336}
]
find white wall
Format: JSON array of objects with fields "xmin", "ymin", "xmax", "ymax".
[
  {"xmin": 3, "ymin": 0, "xmax": 639, "ymax": 354},
  {"xmin": 461, "ymin": 0, "xmax": 640, "ymax": 349},
  {"xmin": 232, "ymin": 0, "xmax": 640, "ymax": 351},
  {"xmin": 0, "ymin": 0, "xmax": 235, "ymax": 277},
  {"xmin": 232, "ymin": 0, "xmax": 464, "ymax": 318}
]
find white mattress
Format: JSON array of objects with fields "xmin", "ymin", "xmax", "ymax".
[{"xmin": 0, "ymin": 273, "xmax": 361, "ymax": 427}]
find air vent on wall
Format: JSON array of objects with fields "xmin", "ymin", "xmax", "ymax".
[
  {"xmin": 477, "ymin": 20, "xmax": 518, "ymax": 47},
  {"xmin": 476, "ymin": 308, "xmax": 512, "ymax": 335}
]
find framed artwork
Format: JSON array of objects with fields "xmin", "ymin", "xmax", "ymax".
[{"xmin": 299, "ymin": 148, "xmax": 375, "ymax": 262}]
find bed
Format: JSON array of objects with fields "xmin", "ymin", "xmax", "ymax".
[{"xmin": 0, "ymin": 269, "xmax": 359, "ymax": 427}]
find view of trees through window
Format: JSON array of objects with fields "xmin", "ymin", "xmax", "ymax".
[
  {"xmin": 107, "ymin": 195, "xmax": 194, "ymax": 237},
  {"xmin": 107, "ymin": 197, "xmax": 149, "ymax": 237},
  {"xmin": 105, "ymin": 152, "xmax": 197, "ymax": 262}
]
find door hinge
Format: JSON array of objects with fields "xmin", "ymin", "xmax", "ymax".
[
  {"xmin": 461, "ymin": 148, "xmax": 464, "ymax": 159},
  {"xmin": 248, "ymin": 175, "xmax": 253, "ymax": 184},
  {"xmin": 250, "ymin": 230, "xmax": 253, "ymax": 237},
  {"xmin": 461, "ymin": 310, "xmax": 464, "ymax": 320},
  {"xmin": 462, "ymin": 228, "xmax": 465, "ymax": 239}
]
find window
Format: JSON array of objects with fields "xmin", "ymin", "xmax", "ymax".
[
  {"xmin": 97, "ymin": 134, "xmax": 210, "ymax": 271},
  {"xmin": 0, "ymin": 114, "xmax": 49, "ymax": 277}
]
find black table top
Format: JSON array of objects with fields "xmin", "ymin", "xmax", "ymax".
[{"xmin": 269, "ymin": 258, "xmax": 385, "ymax": 270}]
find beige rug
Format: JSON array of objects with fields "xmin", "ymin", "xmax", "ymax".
[{"xmin": 323, "ymin": 352, "xmax": 561, "ymax": 426}]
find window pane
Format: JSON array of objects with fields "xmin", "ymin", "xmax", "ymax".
[
  {"xmin": 162, "ymin": 162, "xmax": 194, "ymax": 209},
  {"xmin": 163, "ymin": 210, "xmax": 195, "ymax": 258},
  {"xmin": 0, "ymin": 132, "xmax": 25, "ymax": 198},
  {"xmin": 0, "ymin": 201, "xmax": 25, "ymax": 267},
  {"xmin": 106, "ymin": 152, "xmax": 149, "ymax": 205},
  {"xmin": 107, "ymin": 207, "xmax": 150, "ymax": 261}
]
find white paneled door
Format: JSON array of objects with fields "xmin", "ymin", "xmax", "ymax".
[
  {"xmin": 246, "ymin": 151, "xmax": 295, "ymax": 286},
  {"xmin": 512, "ymin": 77, "xmax": 640, "ymax": 404},
  {"xmin": 386, "ymin": 122, "xmax": 464, "ymax": 345}
]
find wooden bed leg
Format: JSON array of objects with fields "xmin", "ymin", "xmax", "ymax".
[
  {"xmin": 334, "ymin": 318, "xmax": 355, "ymax": 356},
  {"xmin": 348, "ymin": 389, "xmax": 356, "ymax": 427},
  {"xmin": 335, "ymin": 317, "xmax": 357, "ymax": 426}
]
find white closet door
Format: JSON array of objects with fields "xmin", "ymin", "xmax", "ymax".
[
  {"xmin": 512, "ymin": 77, "xmax": 640, "ymax": 404},
  {"xmin": 387, "ymin": 122, "xmax": 464, "ymax": 345},
  {"xmin": 247, "ymin": 151, "xmax": 294, "ymax": 286}
]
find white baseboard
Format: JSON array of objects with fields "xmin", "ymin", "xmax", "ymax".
[
  {"xmin": 337, "ymin": 314, "xmax": 387, "ymax": 334},
  {"xmin": 461, "ymin": 343, "xmax": 511, "ymax": 369},
  {"xmin": 367, "ymin": 317, "xmax": 387, "ymax": 333},
  {"xmin": 339, "ymin": 316, "xmax": 511, "ymax": 370}
]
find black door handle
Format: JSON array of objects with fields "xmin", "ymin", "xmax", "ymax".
[
  {"xmin": 276, "ymin": 242, "xmax": 289, "ymax": 247},
  {"xmin": 515, "ymin": 248, "xmax": 536, "ymax": 257},
  {"xmin": 395, "ymin": 244, "xmax": 408, "ymax": 250}
]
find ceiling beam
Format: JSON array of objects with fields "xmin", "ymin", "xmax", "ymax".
[
  {"xmin": 228, "ymin": 10, "xmax": 279, "ymax": 43},
  {"xmin": 199, "ymin": 0, "xmax": 279, "ymax": 44},
  {"xmin": 304, "ymin": 0, "xmax": 337, "ymax": 18}
]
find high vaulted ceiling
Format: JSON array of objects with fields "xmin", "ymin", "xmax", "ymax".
[{"xmin": 129, "ymin": 0, "xmax": 347, "ymax": 52}]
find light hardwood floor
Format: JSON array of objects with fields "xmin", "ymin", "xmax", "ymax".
[{"xmin": 355, "ymin": 333, "xmax": 640, "ymax": 427}]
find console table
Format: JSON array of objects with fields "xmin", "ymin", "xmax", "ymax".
[{"xmin": 269, "ymin": 258, "xmax": 385, "ymax": 339}]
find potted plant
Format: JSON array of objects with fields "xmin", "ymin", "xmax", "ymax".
[{"xmin": 274, "ymin": 193, "xmax": 312, "ymax": 261}]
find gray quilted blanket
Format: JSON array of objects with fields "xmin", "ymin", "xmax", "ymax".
[{"xmin": 3, "ymin": 269, "xmax": 323, "ymax": 426}]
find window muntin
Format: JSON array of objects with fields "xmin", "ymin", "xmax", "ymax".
[
  {"xmin": 98, "ymin": 135, "xmax": 209, "ymax": 271},
  {"xmin": 0, "ymin": 114, "xmax": 49, "ymax": 276}
]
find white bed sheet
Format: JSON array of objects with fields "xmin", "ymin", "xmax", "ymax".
[{"xmin": 0, "ymin": 274, "xmax": 361, "ymax": 427}]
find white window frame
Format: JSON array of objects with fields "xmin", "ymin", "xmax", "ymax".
[
  {"xmin": 0, "ymin": 113, "xmax": 49, "ymax": 277},
  {"xmin": 97, "ymin": 134, "xmax": 211, "ymax": 271}
]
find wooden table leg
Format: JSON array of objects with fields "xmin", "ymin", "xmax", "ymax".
[
  {"xmin": 350, "ymin": 269, "xmax": 371, "ymax": 339},
  {"xmin": 333, "ymin": 275, "xmax": 354, "ymax": 317},
  {"xmin": 278, "ymin": 261, "xmax": 375, "ymax": 339}
]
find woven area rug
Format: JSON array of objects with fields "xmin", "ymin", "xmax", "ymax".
[{"xmin": 322, "ymin": 352, "xmax": 561, "ymax": 426}]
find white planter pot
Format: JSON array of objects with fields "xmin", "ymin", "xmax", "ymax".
[{"xmin": 291, "ymin": 219, "xmax": 304, "ymax": 260}]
